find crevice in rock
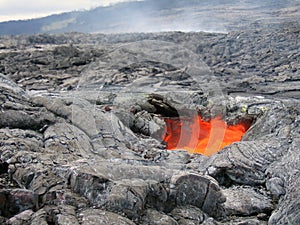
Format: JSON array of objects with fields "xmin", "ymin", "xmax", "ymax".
[
  {"xmin": 147, "ymin": 94, "xmax": 179, "ymax": 117},
  {"xmin": 0, "ymin": 161, "xmax": 8, "ymax": 174},
  {"xmin": 212, "ymin": 169, "xmax": 233, "ymax": 188}
]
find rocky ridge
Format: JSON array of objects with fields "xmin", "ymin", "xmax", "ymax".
[
  {"xmin": 0, "ymin": 0, "xmax": 299, "ymax": 35},
  {"xmin": 0, "ymin": 22, "xmax": 300, "ymax": 224}
]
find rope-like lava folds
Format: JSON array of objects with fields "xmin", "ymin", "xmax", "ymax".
[{"xmin": 163, "ymin": 115, "xmax": 251, "ymax": 156}]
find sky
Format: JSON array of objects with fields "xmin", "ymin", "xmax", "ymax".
[{"xmin": 0, "ymin": 0, "xmax": 138, "ymax": 22}]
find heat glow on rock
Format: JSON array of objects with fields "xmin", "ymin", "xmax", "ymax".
[{"xmin": 163, "ymin": 116, "xmax": 251, "ymax": 156}]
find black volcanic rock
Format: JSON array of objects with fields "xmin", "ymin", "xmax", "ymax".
[{"xmin": 0, "ymin": 21, "xmax": 300, "ymax": 225}]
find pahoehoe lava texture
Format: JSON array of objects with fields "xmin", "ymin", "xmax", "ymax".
[{"xmin": 0, "ymin": 22, "xmax": 300, "ymax": 224}]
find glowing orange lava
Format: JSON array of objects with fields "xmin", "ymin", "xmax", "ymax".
[{"xmin": 163, "ymin": 115, "xmax": 251, "ymax": 156}]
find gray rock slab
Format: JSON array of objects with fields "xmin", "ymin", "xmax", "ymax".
[
  {"xmin": 79, "ymin": 209, "xmax": 136, "ymax": 225},
  {"xmin": 170, "ymin": 171, "xmax": 225, "ymax": 218},
  {"xmin": 223, "ymin": 186, "xmax": 273, "ymax": 216},
  {"xmin": 142, "ymin": 209, "xmax": 178, "ymax": 225}
]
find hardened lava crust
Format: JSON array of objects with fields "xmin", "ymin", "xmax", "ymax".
[{"xmin": 0, "ymin": 22, "xmax": 300, "ymax": 224}]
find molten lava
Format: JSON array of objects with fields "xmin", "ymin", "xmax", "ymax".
[{"xmin": 163, "ymin": 115, "xmax": 251, "ymax": 156}]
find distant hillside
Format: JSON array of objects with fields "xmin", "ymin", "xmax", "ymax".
[{"xmin": 0, "ymin": 0, "xmax": 299, "ymax": 35}]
